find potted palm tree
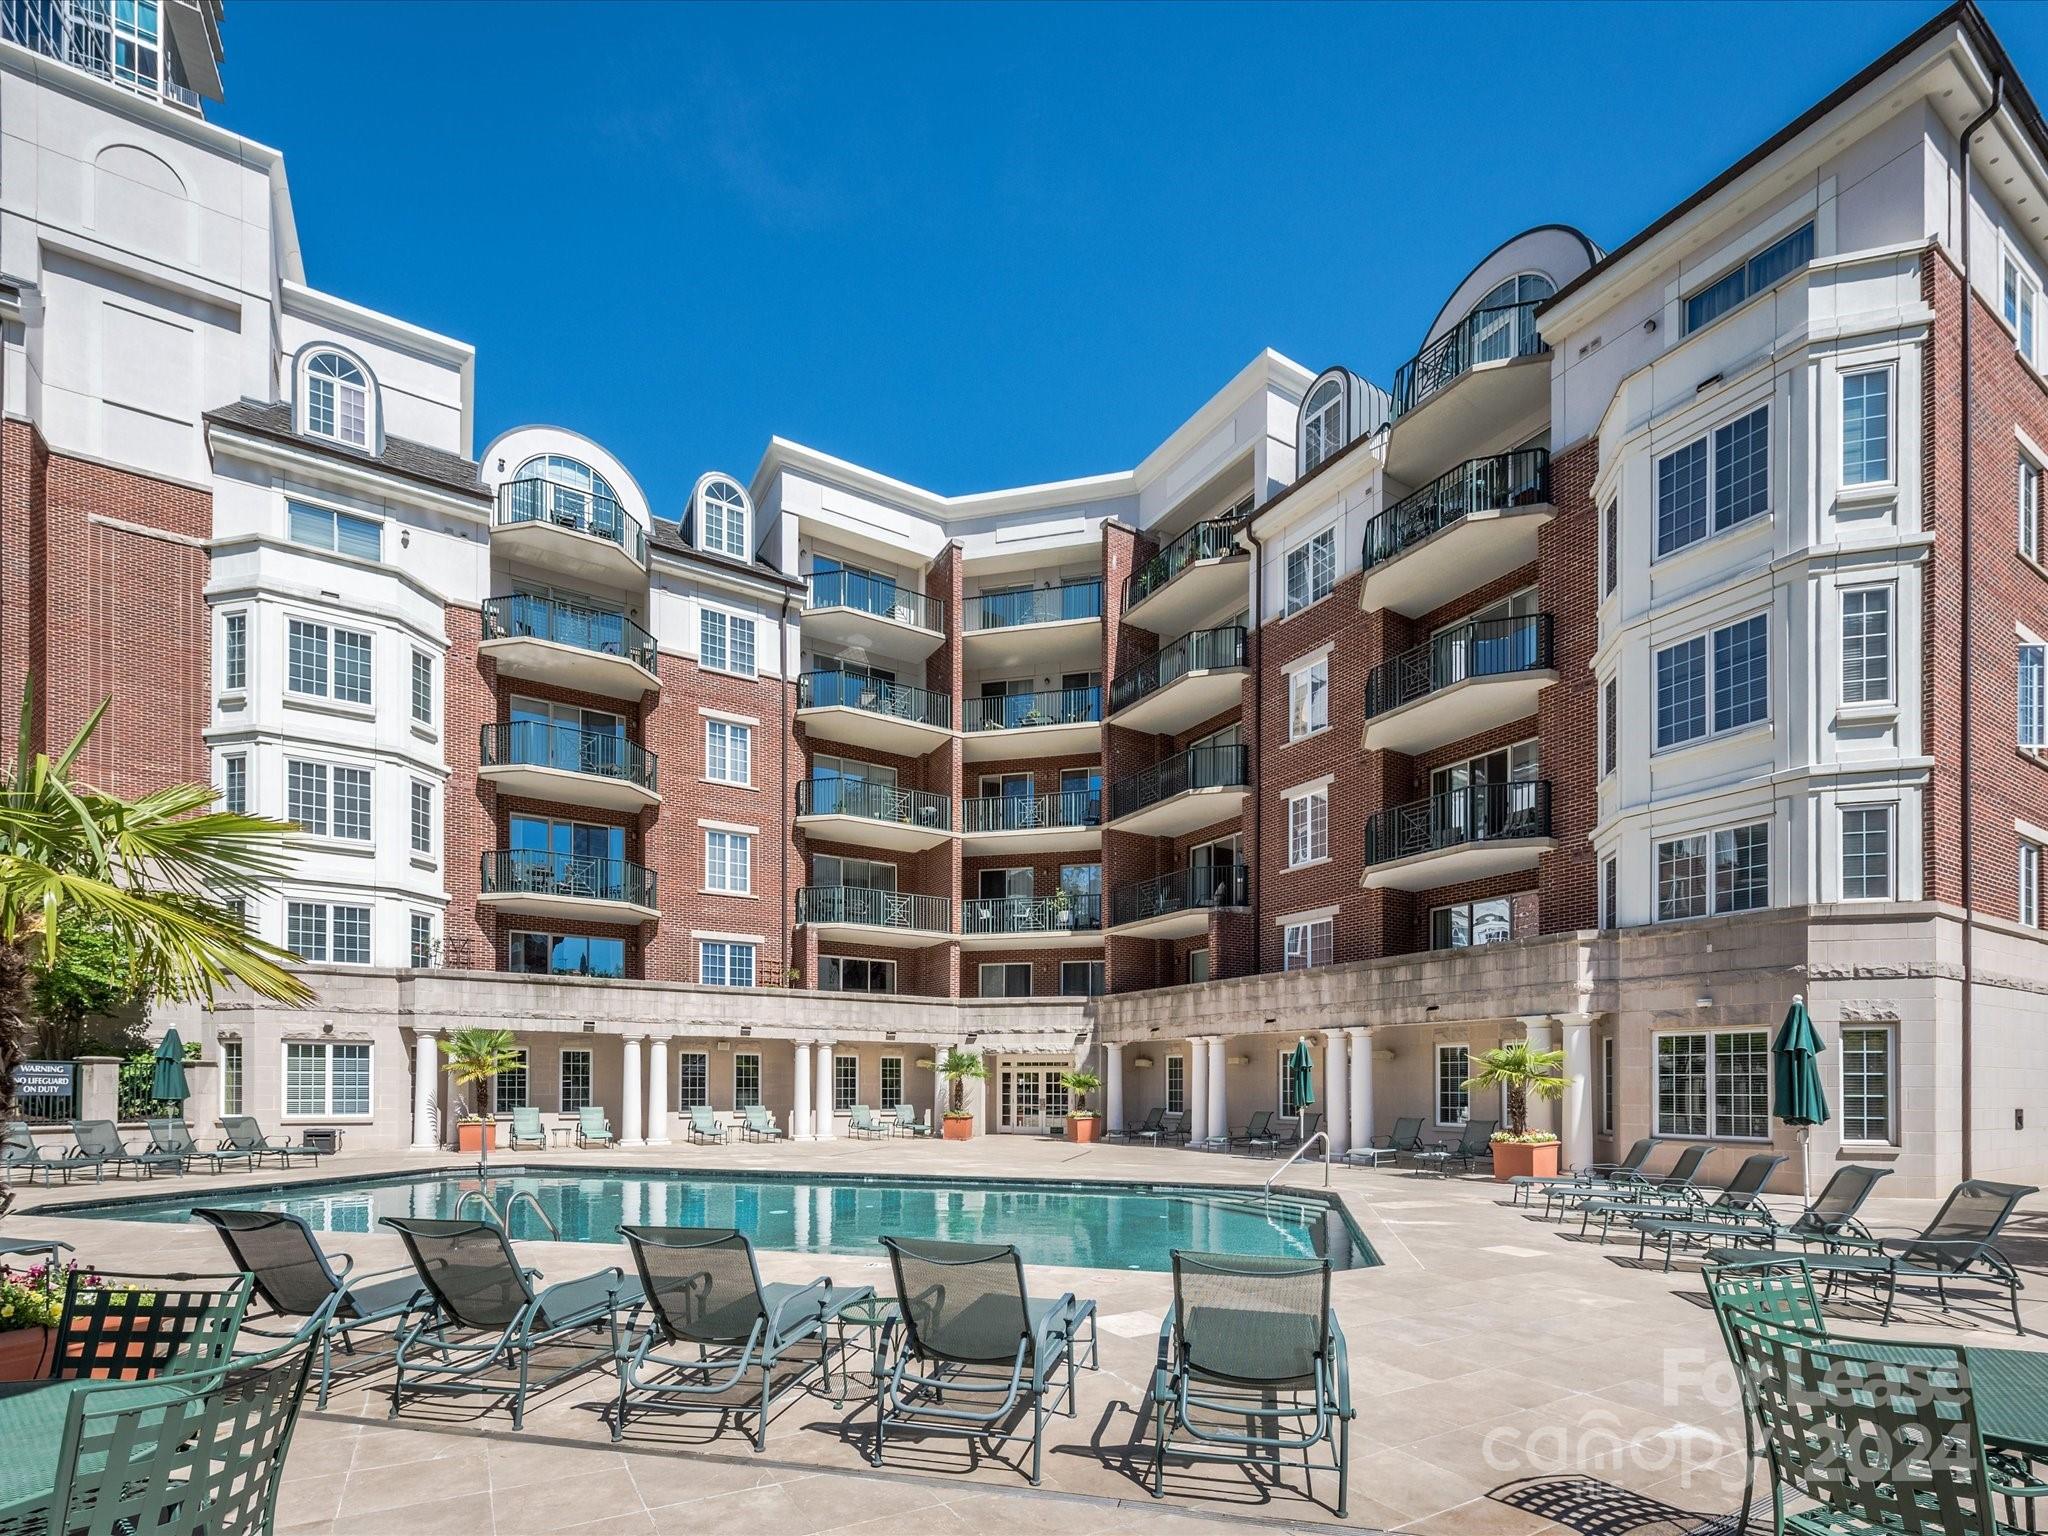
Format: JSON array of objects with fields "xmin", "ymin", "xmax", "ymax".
[
  {"xmin": 938, "ymin": 1047, "xmax": 985, "ymax": 1141},
  {"xmin": 1463, "ymin": 1041, "xmax": 1570, "ymax": 1182},
  {"xmin": 1061, "ymin": 1069, "xmax": 1103, "ymax": 1144},
  {"xmin": 443, "ymin": 1027, "xmax": 519, "ymax": 1160}
]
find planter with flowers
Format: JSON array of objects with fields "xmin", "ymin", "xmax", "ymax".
[
  {"xmin": 1461, "ymin": 1041, "xmax": 1571, "ymax": 1183},
  {"xmin": 0, "ymin": 1261, "xmax": 86, "ymax": 1381}
]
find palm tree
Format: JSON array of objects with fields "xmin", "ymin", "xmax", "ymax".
[
  {"xmin": 1059, "ymin": 1069, "xmax": 1101, "ymax": 1117},
  {"xmin": 441, "ymin": 1027, "xmax": 520, "ymax": 1169},
  {"xmin": 0, "ymin": 686, "xmax": 312, "ymax": 1116},
  {"xmin": 938, "ymin": 1047, "xmax": 986, "ymax": 1118},
  {"xmin": 1462, "ymin": 1041, "xmax": 1569, "ymax": 1137}
]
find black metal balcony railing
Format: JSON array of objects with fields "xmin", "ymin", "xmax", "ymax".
[
  {"xmin": 1363, "ymin": 781, "xmax": 1553, "ymax": 867},
  {"xmin": 796, "ymin": 886, "xmax": 952, "ymax": 933},
  {"xmin": 1126, "ymin": 518, "xmax": 1246, "ymax": 609},
  {"xmin": 961, "ymin": 686, "xmax": 1102, "ymax": 733},
  {"xmin": 480, "ymin": 721, "xmax": 658, "ymax": 793},
  {"xmin": 796, "ymin": 671, "xmax": 953, "ymax": 729},
  {"xmin": 1365, "ymin": 614, "xmax": 1555, "ymax": 719},
  {"xmin": 1108, "ymin": 744, "xmax": 1250, "ymax": 821},
  {"xmin": 795, "ymin": 778, "xmax": 952, "ymax": 832},
  {"xmin": 959, "ymin": 789, "xmax": 1101, "ymax": 836},
  {"xmin": 482, "ymin": 595, "xmax": 658, "ymax": 674},
  {"xmin": 805, "ymin": 570, "xmax": 944, "ymax": 633},
  {"xmin": 1108, "ymin": 626, "xmax": 1248, "ymax": 716},
  {"xmin": 1110, "ymin": 864, "xmax": 1251, "ymax": 928},
  {"xmin": 1391, "ymin": 299, "xmax": 1548, "ymax": 420},
  {"xmin": 481, "ymin": 849, "xmax": 658, "ymax": 908},
  {"xmin": 496, "ymin": 479, "xmax": 647, "ymax": 565},
  {"xmin": 970, "ymin": 581, "xmax": 1103, "ymax": 631},
  {"xmin": 961, "ymin": 892, "xmax": 1104, "ymax": 936},
  {"xmin": 1363, "ymin": 449, "xmax": 1551, "ymax": 572}
]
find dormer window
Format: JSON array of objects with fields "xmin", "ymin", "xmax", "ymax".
[
  {"xmin": 300, "ymin": 350, "xmax": 372, "ymax": 448},
  {"xmin": 693, "ymin": 474, "xmax": 751, "ymax": 560},
  {"xmin": 512, "ymin": 454, "xmax": 624, "ymax": 538},
  {"xmin": 1300, "ymin": 375, "xmax": 1346, "ymax": 476}
]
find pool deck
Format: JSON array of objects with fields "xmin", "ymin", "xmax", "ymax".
[{"xmin": 5, "ymin": 1135, "xmax": 2044, "ymax": 1536}]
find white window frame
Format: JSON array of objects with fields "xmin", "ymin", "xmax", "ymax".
[
  {"xmin": 285, "ymin": 618, "xmax": 374, "ymax": 708},
  {"xmin": 559, "ymin": 1049, "xmax": 594, "ymax": 1112},
  {"xmin": 677, "ymin": 1051, "xmax": 710, "ymax": 1108},
  {"xmin": 280, "ymin": 1039, "xmax": 373, "ymax": 1121},
  {"xmin": 1654, "ymin": 403, "xmax": 1771, "ymax": 559},
  {"xmin": 221, "ymin": 1040, "xmax": 244, "ymax": 1117},
  {"xmin": 287, "ymin": 498, "xmax": 382, "ymax": 562},
  {"xmin": 698, "ymin": 939, "xmax": 756, "ymax": 987},
  {"xmin": 1434, "ymin": 1043, "xmax": 1471, "ymax": 1128},
  {"xmin": 833, "ymin": 1054, "xmax": 858, "ymax": 1112},
  {"xmin": 410, "ymin": 649, "xmax": 435, "ymax": 728},
  {"xmin": 879, "ymin": 1055, "xmax": 905, "ymax": 1111},
  {"xmin": 1284, "ymin": 782, "xmax": 1330, "ymax": 868},
  {"xmin": 979, "ymin": 961, "xmax": 1033, "ymax": 998},
  {"xmin": 1286, "ymin": 653, "xmax": 1329, "ymax": 740},
  {"xmin": 221, "ymin": 753, "xmax": 248, "ymax": 815},
  {"xmin": 693, "ymin": 474, "xmax": 752, "ymax": 561},
  {"xmin": 221, "ymin": 609, "xmax": 248, "ymax": 695},
  {"xmin": 2021, "ymin": 451, "xmax": 2043, "ymax": 565},
  {"xmin": 409, "ymin": 779, "xmax": 433, "ymax": 857},
  {"xmin": 1839, "ymin": 585, "xmax": 1894, "ymax": 706},
  {"xmin": 1282, "ymin": 917, "xmax": 1333, "ymax": 971},
  {"xmin": 1165, "ymin": 1053, "xmax": 1186, "ymax": 1115},
  {"xmin": 1655, "ymin": 820, "xmax": 1770, "ymax": 923},
  {"xmin": 1653, "ymin": 610, "xmax": 1770, "ymax": 752},
  {"xmin": 1652, "ymin": 1027, "xmax": 1771, "ymax": 1142},
  {"xmin": 1840, "ymin": 366, "xmax": 1894, "ymax": 489},
  {"xmin": 734, "ymin": 1052, "xmax": 763, "ymax": 1109},
  {"xmin": 409, "ymin": 912, "xmax": 434, "ymax": 969},
  {"xmin": 1838, "ymin": 1024, "xmax": 1897, "ymax": 1146},
  {"xmin": 699, "ymin": 605, "xmax": 758, "ymax": 679},
  {"xmin": 703, "ymin": 828, "xmax": 753, "ymax": 895},
  {"xmin": 1300, "ymin": 377, "xmax": 1345, "ymax": 474},
  {"xmin": 1283, "ymin": 525, "xmax": 1337, "ymax": 616},
  {"xmin": 2023, "ymin": 838, "xmax": 2043, "ymax": 929},
  {"xmin": 496, "ymin": 1047, "xmax": 530, "ymax": 1111},
  {"xmin": 298, "ymin": 349, "xmax": 373, "ymax": 448},
  {"xmin": 2006, "ymin": 250, "xmax": 2040, "ymax": 365},
  {"xmin": 1840, "ymin": 803, "xmax": 1896, "ymax": 901},
  {"xmin": 2021, "ymin": 637, "xmax": 2047, "ymax": 752},
  {"xmin": 705, "ymin": 717, "xmax": 753, "ymax": 785}
]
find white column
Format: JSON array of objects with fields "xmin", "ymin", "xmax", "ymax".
[
  {"xmin": 932, "ymin": 1044, "xmax": 951, "ymax": 1125},
  {"xmin": 1206, "ymin": 1036, "xmax": 1227, "ymax": 1149},
  {"xmin": 1104, "ymin": 1043, "xmax": 1126, "ymax": 1135},
  {"xmin": 411, "ymin": 1030, "xmax": 440, "ymax": 1151},
  {"xmin": 1348, "ymin": 1027, "xmax": 1373, "ymax": 1151},
  {"xmin": 814, "ymin": 1040, "xmax": 835, "ymax": 1139},
  {"xmin": 1324, "ymin": 1030, "xmax": 1350, "ymax": 1158},
  {"xmin": 646, "ymin": 1037, "xmax": 670, "ymax": 1145},
  {"xmin": 792, "ymin": 1041, "xmax": 814, "ymax": 1141},
  {"xmin": 620, "ymin": 1036, "xmax": 644, "ymax": 1146},
  {"xmin": 1188, "ymin": 1040, "xmax": 1210, "ymax": 1146},
  {"xmin": 1523, "ymin": 1018, "xmax": 1559, "ymax": 1138},
  {"xmin": 1560, "ymin": 1015, "xmax": 1596, "ymax": 1173}
]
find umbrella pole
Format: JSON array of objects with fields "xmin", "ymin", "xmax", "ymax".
[{"xmin": 1799, "ymin": 1126, "xmax": 1811, "ymax": 1204}]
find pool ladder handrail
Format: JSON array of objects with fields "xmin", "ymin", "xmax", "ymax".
[
  {"xmin": 455, "ymin": 1186, "xmax": 560, "ymax": 1240},
  {"xmin": 1264, "ymin": 1130, "xmax": 1330, "ymax": 1196}
]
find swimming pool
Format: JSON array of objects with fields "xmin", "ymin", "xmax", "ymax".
[{"xmin": 51, "ymin": 1167, "xmax": 1376, "ymax": 1273}]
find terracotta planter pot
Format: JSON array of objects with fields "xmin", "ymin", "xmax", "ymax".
[
  {"xmin": 941, "ymin": 1115, "xmax": 974, "ymax": 1142},
  {"xmin": 455, "ymin": 1121, "xmax": 496, "ymax": 1154},
  {"xmin": 0, "ymin": 1327, "xmax": 55, "ymax": 1382},
  {"xmin": 1066, "ymin": 1115, "xmax": 1102, "ymax": 1145},
  {"xmin": 1490, "ymin": 1139, "xmax": 1560, "ymax": 1182}
]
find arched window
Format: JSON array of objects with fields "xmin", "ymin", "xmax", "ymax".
[
  {"xmin": 510, "ymin": 454, "xmax": 625, "ymax": 538},
  {"xmin": 1300, "ymin": 376, "xmax": 1346, "ymax": 476},
  {"xmin": 1467, "ymin": 273, "xmax": 1555, "ymax": 364},
  {"xmin": 694, "ymin": 474, "xmax": 750, "ymax": 560},
  {"xmin": 300, "ymin": 350, "xmax": 371, "ymax": 448}
]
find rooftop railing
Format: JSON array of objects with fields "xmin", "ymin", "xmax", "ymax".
[
  {"xmin": 1363, "ymin": 781, "xmax": 1552, "ymax": 867},
  {"xmin": 1108, "ymin": 626, "xmax": 1247, "ymax": 716},
  {"xmin": 795, "ymin": 671, "xmax": 953, "ymax": 729},
  {"xmin": 795, "ymin": 778, "xmax": 952, "ymax": 832},
  {"xmin": 1391, "ymin": 299, "xmax": 1548, "ymax": 420},
  {"xmin": 1364, "ymin": 614, "xmax": 1554, "ymax": 718},
  {"xmin": 796, "ymin": 886, "xmax": 952, "ymax": 933},
  {"xmin": 479, "ymin": 721, "xmax": 658, "ymax": 793},
  {"xmin": 1108, "ymin": 743, "xmax": 1249, "ymax": 821},
  {"xmin": 1110, "ymin": 864, "xmax": 1250, "ymax": 928},
  {"xmin": 496, "ymin": 479, "xmax": 646, "ymax": 565},
  {"xmin": 1363, "ymin": 448, "xmax": 1551, "ymax": 571},
  {"xmin": 1126, "ymin": 519, "xmax": 1245, "ymax": 609},
  {"xmin": 961, "ymin": 686, "xmax": 1101, "ymax": 733},
  {"xmin": 969, "ymin": 580, "xmax": 1103, "ymax": 631},
  {"xmin": 481, "ymin": 595, "xmax": 657, "ymax": 673},
  {"xmin": 480, "ymin": 850, "xmax": 657, "ymax": 908},
  {"xmin": 805, "ymin": 570, "xmax": 944, "ymax": 633}
]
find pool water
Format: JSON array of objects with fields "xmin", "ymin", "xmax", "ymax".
[{"xmin": 57, "ymin": 1168, "xmax": 1376, "ymax": 1273}]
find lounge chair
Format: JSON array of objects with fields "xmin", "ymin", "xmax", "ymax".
[
  {"xmin": 219, "ymin": 1114, "xmax": 323, "ymax": 1168},
  {"xmin": 612, "ymin": 1225, "xmax": 875, "ymax": 1447},
  {"xmin": 688, "ymin": 1105, "xmax": 731, "ymax": 1144},
  {"xmin": 1581, "ymin": 1150, "xmax": 1786, "ymax": 1240},
  {"xmin": 1509, "ymin": 1135, "xmax": 1657, "ymax": 1205},
  {"xmin": 72, "ymin": 1118, "xmax": 185, "ymax": 1179},
  {"xmin": 1705, "ymin": 1178, "xmax": 2039, "ymax": 1335},
  {"xmin": 196, "ymin": 1206, "xmax": 428, "ymax": 1406},
  {"xmin": 870, "ymin": 1236, "xmax": 1099, "ymax": 1485},
  {"xmin": 740, "ymin": 1105, "xmax": 783, "ymax": 1142},
  {"xmin": 848, "ymin": 1105, "xmax": 891, "ymax": 1140},
  {"xmin": 147, "ymin": 1118, "xmax": 258, "ymax": 1174},
  {"xmin": 507, "ymin": 1107, "xmax": 547, "ymax": 1151},
  {"xmin": 2, "ymin": 1120, "xmax": 104, "ymax": 1185},
  {"xmin": 1137, "ymin": 1110, "xmax": 1185, "ymax": 1148},
  {"xmin": 1631, "ymin": 1163, "xmax": 1892, "ymax": 1272},
  {"xmin": 38, "ymin": 1269, "xmax": 253, "ymax": 1381},
  {"xmin": 1114, "ymin": 1107, "xmax": 1165, "ymax": 1143},
  {"xmin": 1410, "ymin": 1118, "xmax": 1498, "ymax": 1176},
  {"xmin": 1148, "ymin": 1251, "xmax": 1353, "ymax": 1518},
  {"xmin": 1229, "ymin": 1110, "xmax": 1280, "ymax": 1151},
  {"xmin": 892, "ymin": 1103, "xmax": 932, "ymax": 1137},
  {"xmin": 1296, "ymin": 1112, "xmax": 1323, "ymax": 1145},
  {"xmin": 1542, "ymin": 1143, "xmax": 1713, "ymax": 1220},
  {"xmin": 574, "ymin": 1106, "xmax": 615, "ymax": 1148},
  {"xmin": 380, "ymin": 1216, "xmax": 642, "ymax": 1428},
  {"xmin": 1352, "ymin": 1115, "xmax": 1425, "ymax": 1167}
]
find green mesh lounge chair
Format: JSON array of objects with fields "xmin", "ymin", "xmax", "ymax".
[
  {"xmin": 1509, "ymin": 1135, "xmax": 1657, "ymax": 1205},
  {"xmin": 1148, "ymin": 1252, "xmax": 1353, "ymax": 1519},
  {"xmin": 16, "ymin": 1270, "xmax": 254, "ymax": 1386},
  {"xmin": 508, "ymin": 1108, "xmax": 547, "ymax": 1151},
  {"xmin": 1113, "ymin": 1106, "xmax": 1165, "ymax": 1143},
  {"xmin": 70, "ymin": 1120, "xmax": 185, "ymax": 1179},
  {"xmin": 2, "ymin": 1121, "xmax": 104, "ymax": 1186},
  {"xmin": 146, "ymin": 1119, "xmax": 257, "ymax": 1175},
  {"xmin": 1229, "ymin": 1110, "xmax": 1280, "ymax": 1151},
  {"xmin": 612, "ymin": 1225, "xmax": 875, "ymax": 1447},
  {"xmin": 871, "ymin": 1237, "xmax": 1100, "ymax": 1486},
  {"xmin": 196, "ymin": 1207, "xmax": 428, "ymax": 1407},
  {"xmin": 893, "ymin": 1103, "xmax": 932, "ymax": 1137},
  {"xmin": 848, "ymin": 1105, "xmax": 891, "ymax": 1140},
  {"xmin": 1137, "ymin": 1110, "xmax": 1184, "ymax": 1148},
  {"xmin": 574, "ymin": 1107, "xmax": 615, "ymax": 1148},
  {"xmin": 740, "ymin": 1105, "xmax": 783, "ymax": 1142},
  {"xmin": 1543, "ymin": 1142, "xmax": 1714, "ymax": 1221},
  {"xmin": 218, "ymin": 1115, "xmax": 322, "ymax": 1168},
  {"xmin": 688, "ymin": 1106, "xmax": 731, "ymax": 1144},
  {"xmin": 1353, "ymin": 1115, "xmax": 1424, "ymax": 1168},
  {"xmin": 1410, "ymin": 1118, "xmax": 1498, "ymax": 1175},
  {"xmin": 1580, "ymin": 1151, "xmax": 1786, "ymax": 1240},
  {"xmin": 1632, "ymin": 1164, "xmax": 1892, "ymax": 1272},
  {"xmin": 380, "ymin": 1217, "xmax": 642, "ymax": 1428}
]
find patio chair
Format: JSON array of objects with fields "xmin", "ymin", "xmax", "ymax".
[
  {"xmin": 2, "ymin": 1120, "xmax": 104, "ymax": 1185},
  {"xmin": 0, "ymin": 1186, "xmax": 72, "ymax": 1268},
  {"xmin": 740, "ymin": 1105, "xmax": 784, "ymax": 1142},
  {"xmin": 1410, "ymin": 1118, "xmax": 1498, "ymax": 1176},
  {"xmin": 870, "ymin": 1236, "xmax": 1099, "ymax": 1486},
  {"xmin": 1705, "ymin": 1178, "xmax": 2039, "ymax": 1335},
  {"xmin": 1147, "ymin": 1251, "xmax": 1353, "ymax": 1519},
  {"xmin": 1229, "ymin": 1110, "xmax": 1280, "ymax": 1151},
  {"xmin": 196, "ymin": 1206, "xmax": 429, "ymax": 1407},
  {"xmin": 1542, "ymin": 1142, "xmax": 1714, "ymax": 1221},
  {"xmin": 612, "ymin": 1225, "xmax": 875, "ymax": 1447},
  {"xmin": 71, "ymin": 1119, "xmax": 185, "ymax": 1179},
  {"xmin": 1632, "ymin": 1163, "xmax": 1892, "ymax": 1272},
  {"xmin": 1138, "ymin": 1110, "xmax": 1185, "ymax": 1148},
  {"xmin": 380, "ymin": 1216, "xmax": 643, "ymax": 1428},
  {"xmin": 575, "ymin": 1106, "xmax": 615, "ymax": 1148},
  {"xmin": 1296, "ymin": 1112, "xmax": 1323, "ymax": 1145},
  {"xmin": 1509, "ymin": 1135, "xmax": 1656, "ymax": 1205},
  {"xmin": 36, "ymin": 1269, "xmax": 254, "ymax": 1382},
  {"xmin": 1350, "ymin": 1116, "xmax": 1424, "ymax": 1168},
  {"xmin": 1114, "ymin": 1107, "xmax": 1165, "ymax": 1143},
  {"xmin": 147, "ymin": 1118, "xmax": 258, "ymax": 1175},
  {"xmin": 848, "ymin": 1105, "xmax": 892, "ymax": 1140},
  {"xmin": 1580, "ymin": 1151, "xmax": 1786, "ymax": 1240},
  {"xmin": 218, "ymin": 1114, "xmax": 323, "ymax": 1168},
  {"xmin": 688, "ymin": 1105, "xmax": 731, "ymax": 1144},
  {"xmin": 508, "ymin": 1107, "xmax": 547, "ymax": 1151},
  {"xmin": 893, "ymin": 1103, "xmax": 932, "ymax": 1137}
]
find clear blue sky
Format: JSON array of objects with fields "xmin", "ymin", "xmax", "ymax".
[{"xmin": 212, "ymin": 1, "xmax": 2046, "ymax": 509}]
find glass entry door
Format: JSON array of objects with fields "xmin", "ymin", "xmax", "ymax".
[{"xmin": 997, "ymin": 1058, "xmax": 1071, "ymax": 1133}]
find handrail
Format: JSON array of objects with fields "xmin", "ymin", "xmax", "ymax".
[
  {"xmin": 455, "ymin": 1186, "xmax": 561, "ymax": 1240},
  {"xmin": 482, "ymin": 595, "xmax": 657, "ymax": 673},
  {"xmin": 1126, "ymin": 518, "xmax": 1246, "ymax": 609},
  {"xmin": 1362, "ymin": 449, "xmax": 1551, "ymax": 571},
  {"xmin": 496, "ymin": 479, "xmax": 646, "ymax": 565},
  {"xmin": 480, "ymin": 720, "xmax": 658, "ymax": 792},
  {"xmin": 1364, "ymin": 613, "xmax": 1554, "ymax": 718},
  {"xmin": 1108, "ymin": 744, "xmax": 1249, "ymax": 820},
  {"xmin": 805, "ymin": 570, "xmax": 944, "ymax": 633},
  {"xmin": 796, "ymin": 670, "xmax": 952, "ymax": 729},
  {"xmin": 1265, "ymin": 1130, "xmax": 1331, "ymax": 1195},
  {"xmin": 1391, "ymin": 299, "xmax": 1547, "ymax": 420},
  {"xmin": 1108, "ymin": 625, "xmax": 1248, "ymax": 716},
  {"xmin": 969, "ymin": 581, "xmax": 1103, "ymax": 631},
  {"xmin": 961, "ymin": 686, "xmax": 1101, "ymax": 732}
]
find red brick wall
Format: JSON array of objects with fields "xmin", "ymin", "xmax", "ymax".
[{"xmin": 1533, "ymin": 438, "xmax": 1602, "ymax": 932}]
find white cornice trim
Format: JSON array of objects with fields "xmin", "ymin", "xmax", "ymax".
[{"xmin": 204, "ymin": 424, "xmax": 489, "ymax": 519}]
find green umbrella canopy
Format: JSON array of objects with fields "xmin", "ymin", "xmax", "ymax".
[
  {"xmin": 151, "ymin": 1027, "xmax": 191, "ymax": 1104},
  {"xmin": 1772, "ymin": 997, "xmax": 1829, "ymax": 1128},
  {"xmin": 1286, "ymin": 1038, "xmax": 1316, "ymax": 1110}
]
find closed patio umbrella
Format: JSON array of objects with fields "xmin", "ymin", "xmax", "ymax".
[
  {"xmin": 1285, "ymin": 1038, "xmax": 1316, "ymax": 1121},
  {"xmin": 1772, "ymin": 994, "xmax": 1828, "ymax": 1201},
  {"xmin": 151, "ymin": 1027, "xmax": 191, "ymax": 1106}
]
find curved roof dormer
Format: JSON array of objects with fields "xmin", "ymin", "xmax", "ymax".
[
  {"xmin": 478, "ymin": 425, "xmax": 655, "ymax": 587},
  {"xmin": 1416, "ymin": 225, "xmax": 1602, "ymax": 352},
  {"xmin": 1297, "ymin": 366, "xmax": 1392, "ymax": 482}
]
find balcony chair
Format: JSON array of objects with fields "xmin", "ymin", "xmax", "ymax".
[{"xmin": 848, "ymin": 1105, "xmax": 892, "ymax": 1140}]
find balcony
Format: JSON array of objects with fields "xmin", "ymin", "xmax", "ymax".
[
  {"xmin": 492, "ymin": 479, "xmax": 646, "ymax": 586},
  {"xmin": 1107, "ymin": 744, "xmax": 1249, "ymax": 837},
  {"xmin": 1361, "ymin": 449, "xmax": 1553, "ymax": 617},
  {"xmin": 1109, "ymin": 864, "xmax": 1250, "ymax": 940},
  {"xmin": 959, "ymin": 788, "xmax": 1101, "ymax": 855},
  {"xmin": 796, "ymin": 886, "xmax": 953, "ymax": 948},
  {"xmin": 1385, "ymin": 300, "xmax": 1550, "ymax": 485},
  {"xmin": 803, "ymin": 570, "xmax": 945, "ymax": 661},
  {"xmin": 961, "ymin": 686, "xmax": 1102, "ymax": 762},
  {"xmin": 1362, "ymin": 615, "xmax": 1557, "ymax": 755},
  {"xmin": 794, "ymin": 779, "xmax": 953, "ymax": 853},
  {"xmin": 479, "ymin": 595, "xmax": 659, "ymax": 701},
  {"xmin": 478, "ymin": 850, "xmax": 659, "ymax": 922},
  {"xmin": 478, "ymin": 722, "xmax": 660, "ymax": 812},
  {"xmin": 959, "ymin": 893, "xmax": 1104, "ymax": 950},
  {"xmin": 1362, "ymin": 781, "xmax": 1554, "ymax": 891},
  {"xmin": 795, "ymin": 671, "xmax": 953, "ymax": 755},
  {"xmin": 963, "ymin": 581, "xmax": 1103, "ymax": 671},
  {"xmin": 1123, "ymin": 519, "xmax": 1249, "ymax": 636},
  {"xmin": 1107, "ymin": 626, "xmax": 1248, "ymax": 735}
]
